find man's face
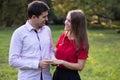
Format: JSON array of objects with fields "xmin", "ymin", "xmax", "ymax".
[{"xmin": 35, "ymin": 11, "xmax": 48, "ymax": 27}]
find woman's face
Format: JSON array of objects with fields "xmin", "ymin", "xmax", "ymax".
[{"xmin": 64, "ymin": 12, "xmax": 71, "ymax": 31}]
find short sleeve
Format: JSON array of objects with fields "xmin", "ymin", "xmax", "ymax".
[
  {"xmin": 77, "ymin": 42, "xmax": 89, "ymax": 59},
  {"xmin": 77, "ymin": 49, "xmax": 88, "ymax": 59}
]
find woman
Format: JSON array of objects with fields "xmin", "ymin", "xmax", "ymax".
[{"xmin": 49, "ymin": 10, "xmax": 89, "ymax": 80}]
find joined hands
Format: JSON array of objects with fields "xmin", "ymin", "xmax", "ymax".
[{"xmin": 39, "ymin": 58, "xmax": 64, "ymax": 68}]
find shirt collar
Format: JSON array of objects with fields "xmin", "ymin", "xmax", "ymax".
[{"xmin": 25, "ymin": 20, "xmax": 45, "ymax": 32}]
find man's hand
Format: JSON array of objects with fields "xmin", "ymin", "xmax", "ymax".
[{"xmin": 39, "ymin": 58, "xmax": 52, "ymax": 68}]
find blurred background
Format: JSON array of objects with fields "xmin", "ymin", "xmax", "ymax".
[{"xmin": 0, "ymin": 0, "xmax": 120, "ymax": 29}]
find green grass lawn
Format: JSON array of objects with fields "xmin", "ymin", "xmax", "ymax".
[{"xmin": 0, "ymin": 25, "xmax": 120, "ymax": 80}]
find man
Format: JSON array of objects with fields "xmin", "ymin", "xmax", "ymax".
[{"xmin": 9, "ymin": 1, "xmax": 55, "ymax": 80}]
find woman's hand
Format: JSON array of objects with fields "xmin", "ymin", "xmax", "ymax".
[{"xmin": 44, "ymin": 58, "xmax": 64, "ymax": 66}]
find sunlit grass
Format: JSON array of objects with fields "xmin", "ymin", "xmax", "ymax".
[
  {"xmin": 81, "ymin": 29, "xmax": 120, "ymax": 80},
  {"xmin": 0, "ymin": 25, "xmax": 120, "ymax": 80}
]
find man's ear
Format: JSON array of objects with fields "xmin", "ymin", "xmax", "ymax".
[{"xmin": 31, "ymin": 15, "xmax": 37, "ymax": 19}]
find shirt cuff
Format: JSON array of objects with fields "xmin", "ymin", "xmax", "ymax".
[{"xmin": 31, "ymin": 60, "xmax": 39, "ymax": 69}]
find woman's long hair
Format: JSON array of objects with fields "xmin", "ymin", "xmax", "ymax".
[{"xmin": 69, "ymin": 10, "xmax": 89, "ymax": 55}]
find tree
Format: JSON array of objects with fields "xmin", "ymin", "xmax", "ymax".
[{"xmin": 0, "ymin": 0, "xmax": 27, "ymax": 27}]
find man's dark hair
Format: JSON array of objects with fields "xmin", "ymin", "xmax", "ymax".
[{"xmin": 27, "ymin": 1, "xmax": 50, "ymax": 18}]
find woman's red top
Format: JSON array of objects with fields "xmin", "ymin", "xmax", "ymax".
[{"xmin": 55, "ymin": 33, "xmax": 89, "ymax": 68}]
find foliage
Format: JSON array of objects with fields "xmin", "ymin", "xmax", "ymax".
[
  {"xmin": 51, "ymin": 0, "xmax": 120, "ymax": 26},
  {"xmin": 51, "ymin": 0, "xmax": 80, "ymax": 24},
  {"xmin": 0, "ymin": 0, "xmax": 120, "ymax": 27},
  {"xmin": 0, "ymin": 0, "xmax": 27, "ymax": 27}
]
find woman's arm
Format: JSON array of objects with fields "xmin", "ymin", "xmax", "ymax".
[
  {"xmin": 62, "ymin": 59, "xmax": 86, "ymax": 71},
  {"xmin": 50, "ymin": 59, "xmax": 86, "ymax": 71}
]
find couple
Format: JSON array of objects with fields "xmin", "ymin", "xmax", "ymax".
[{"xmin": 9, "ymin": 1, "xmax": 89, "ymax": 80}]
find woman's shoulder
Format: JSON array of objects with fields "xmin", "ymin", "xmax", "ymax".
[{"xmin": 60, "ymin": 31, "xmax": 67, "ymax": 38}]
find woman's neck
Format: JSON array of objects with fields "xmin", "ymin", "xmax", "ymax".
[{"xmin": 67, "ymin": 31, "xmax": 75, "ymax": 40}]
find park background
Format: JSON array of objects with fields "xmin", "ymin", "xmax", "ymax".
[{"xmin": 0, "ymin": 0, "xmax": 120, "ymax": 80}]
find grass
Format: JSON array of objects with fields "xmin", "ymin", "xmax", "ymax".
[
  {"xmin": 81, "ymin": 29, "xmax": 120, "ymax": 80},
  {"xmin": 0, "ymin": 25, "xmax": 120, "ymax": 80}
]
